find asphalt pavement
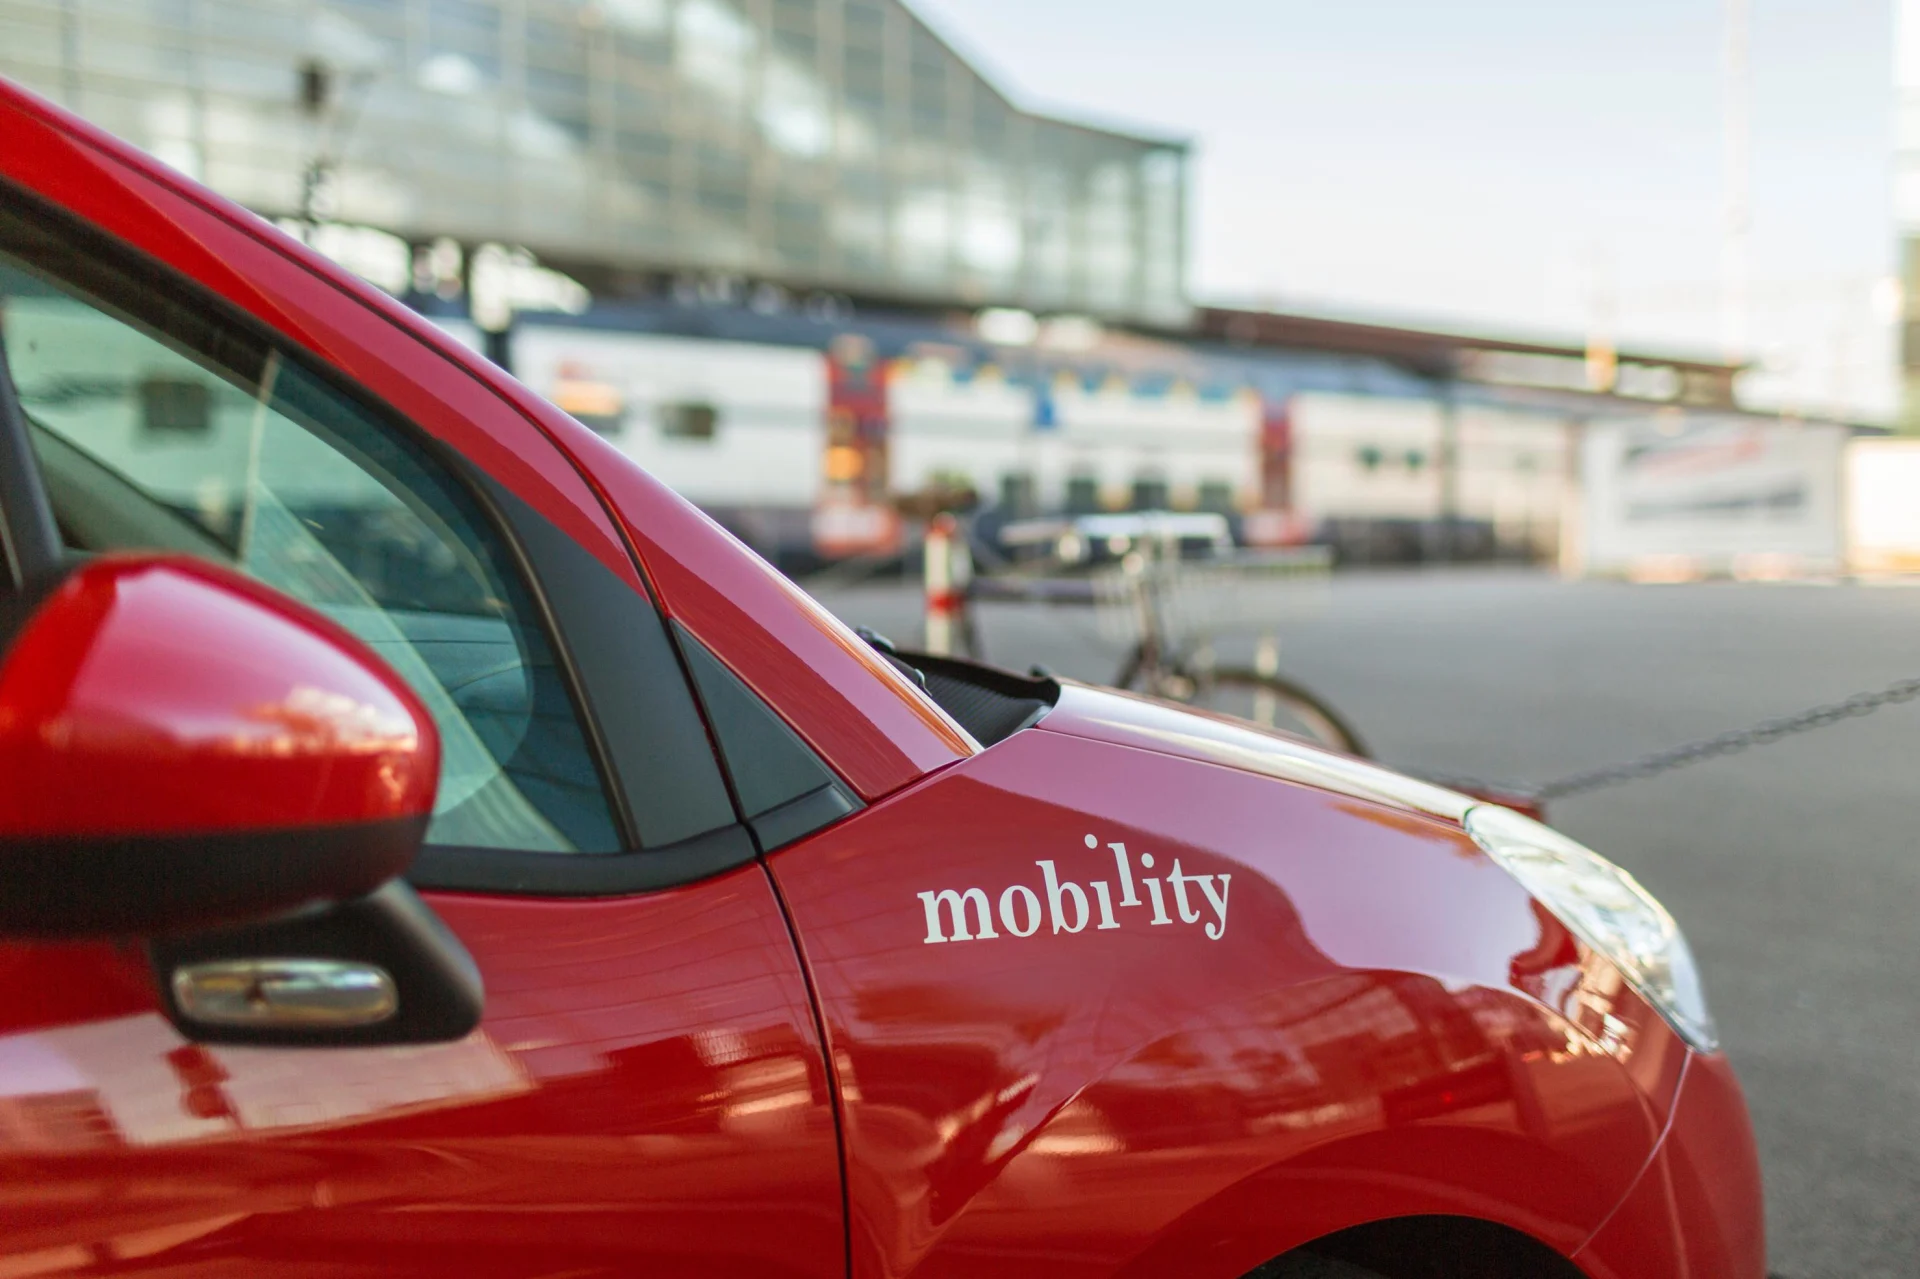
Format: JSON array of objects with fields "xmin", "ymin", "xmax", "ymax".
[{"xmin": 811, "ymin": 567, "xmax": 1920, "ymax": 1279}]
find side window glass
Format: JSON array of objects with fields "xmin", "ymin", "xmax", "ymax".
[
  {"xmin": 676, "ymin": 624, "xmax": 858, "ymax": 850},
  {"xmin": 0, "ymin": 242, "xmax": 622, "ymax": 854}
]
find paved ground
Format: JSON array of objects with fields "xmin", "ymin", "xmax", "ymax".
[{"xmin": 812, "ymin": 568, "xmax": 1920, "ymax": 1279}]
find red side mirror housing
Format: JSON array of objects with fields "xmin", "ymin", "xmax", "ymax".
[{"xmin": 0, "ymin": 556, "xmax": 441, "ymax": 937}]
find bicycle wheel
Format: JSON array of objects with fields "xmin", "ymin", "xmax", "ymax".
[{"xmin": 1186, "ymin": 667, "xmax": 1368, "ymax": 757}]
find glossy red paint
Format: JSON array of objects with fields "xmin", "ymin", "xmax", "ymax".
[
  {"xmin": 768, "ymin": 693, "xmax": 1687, "ymax": 1278},
  {"xmin": 0, "ymin": 557, "xmax": 436, "ymax": 837},
  {"xmin": 1575, "ymin": 1051, "xmax": 1766, "ymax": 1279},
  {"xmin": 0, "ymin": 865, "xmax": 845, "ymax": 1277},
  {"xmin": 1039, "ymin": 684, "xmax": 1697, "ymax": 1125}
]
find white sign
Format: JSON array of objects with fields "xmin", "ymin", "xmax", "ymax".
[
  {"xmin": 1579, "ymin": 416, "xmax": 1845, "ymax": 576},
  {"xmin": 1847, "ymin": 437, "xmax": 1920, "ymax": 574}
]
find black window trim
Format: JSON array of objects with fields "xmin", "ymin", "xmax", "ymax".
[
  {"xmin": 0, "ymin": 329, "xmax": 61, "ymax": 593},
  {"xmin": 0, "ymin": 176, "xmax": 776, "ymax": 893}
]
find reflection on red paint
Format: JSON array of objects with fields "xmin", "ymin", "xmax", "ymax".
[
  {"xmin": 0, "ymin": 868, "xmax": 843, "ymax": 1277},
  {"xmin": 0, "ymin": 557, "xmax": 436, "ymax": 838},
  {"xmin": 772, "ymin": 723, "xmax": 1672, "ymax": 1277}
]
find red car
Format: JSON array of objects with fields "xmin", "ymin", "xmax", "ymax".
[{"xmin": 0, "ymin": 77, "xmax": 1761, "ymax": 1279}]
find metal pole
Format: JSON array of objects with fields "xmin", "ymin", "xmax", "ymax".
[{"xmin": 1437, "ymin": 380, "xmax": 1460, "ymax": 562}]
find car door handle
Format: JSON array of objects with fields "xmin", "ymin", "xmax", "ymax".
[{"xmin": 172, "ymin": 959, "xmax": 398, "ymax": 1029}]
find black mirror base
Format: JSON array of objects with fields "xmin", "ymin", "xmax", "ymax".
[{"xmin": 149, "ymin": 880, "xmax": 483, "ymax": 1048}]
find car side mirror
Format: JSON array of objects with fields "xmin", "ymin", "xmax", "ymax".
[
  {"xmin": 0, "ymin": 555, "xmax": 440, "ymax": 937},
  {"xmin": 0, "ymin": 555, "xmax": 481, "ymax": 1046}
]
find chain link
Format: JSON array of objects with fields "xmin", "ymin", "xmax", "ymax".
[{"xmin": 1413, "ymin": 675, "xmax": 1920, "ymax": 802}]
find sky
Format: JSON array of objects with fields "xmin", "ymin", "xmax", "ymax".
[{"xmin": 910, "ymin": 0, "xmax": 1899, "ymax": 421}]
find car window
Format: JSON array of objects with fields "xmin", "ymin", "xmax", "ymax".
[{"xmin": 0, "ymin": 241, "xmax": 622, "ymax": 855}]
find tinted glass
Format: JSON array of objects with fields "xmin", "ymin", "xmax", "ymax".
[{"xmin": 0, "ymin": 238, "xmax": 622, "ymax": 854}]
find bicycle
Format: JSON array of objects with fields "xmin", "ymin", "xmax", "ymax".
[{"xmin": 1096, "ymin": 544, "xmax": 1368, "ymax": 757}]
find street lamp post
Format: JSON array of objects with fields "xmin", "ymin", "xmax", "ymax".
[{"xmin": 295, "ymin": 57, "xmax": 377, "ymax": 230}]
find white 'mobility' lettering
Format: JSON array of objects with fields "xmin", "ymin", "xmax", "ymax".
[
  {"xmin": 1106, "ymin": 840, "xmax": 1141, "ymax": 906},
  {"xmin": 1166, "ymin": 859, "xmax": 1203, "ymax": 924},
  {"xmin": 999, "ymin": 884, "xmax": 1042, "ymax": 937},
  {"xmin": 918, "ymin": 887, "xmax": 998, "ymax": 943},
  {"xmin": 915, "ymin": 835, "xmax": 1231, "ymax": 944},
  {"xmin": 1139, "ymin": 852, "xmax": 1172, "ymax": 925},
  {"xmin": 1198, "ymin": 873, "xmax": 1232, "ymax": 940},
  {"xmin": 1037, "ymin": 860, "xmax": 1088, "ymax": 934}
]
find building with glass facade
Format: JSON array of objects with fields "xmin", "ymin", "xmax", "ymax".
[{"xmin": 0, "ymin": 0, "xmax": 1191, "ymax": 324}]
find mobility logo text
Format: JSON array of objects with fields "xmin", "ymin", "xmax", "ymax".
[{"xmin": 917, "ymin": 834, "xmax": 1231, "ymax": 945}]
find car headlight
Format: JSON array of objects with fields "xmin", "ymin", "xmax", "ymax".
[{"xmin": 1464, "ymin": 805, "xmax": 1718, "ymax": 1053}]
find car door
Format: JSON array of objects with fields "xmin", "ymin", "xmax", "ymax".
[{"xmin": 0, "ymin": 171, "xmax": 844, "ymax": 1276}]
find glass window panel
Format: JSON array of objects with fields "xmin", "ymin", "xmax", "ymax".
[
  {"xmin": 1024, "ymin": 163, "xmax": 1074, "ymax": 296},
  {"xmin": 759, "ymin": 54, "xmax": 831, "ymax": 158},
  {"xmin": 771, "ymin": 25, "xmax": 816, "ymax": 63},
  {"xmin": 677, "ymin": 0, "xmax": 755, "ymax": 107},
  {"xmin": 615, "ymin": 80, "xmax": 671, "ymax": 125},
  {"xmin": 771, "ymin": 0, "xmax": 816, "ymax": 34},
  {"xmin": 617, "ymin": 128, "xmax": 673, "ymax": 169},
  {"xmin": 843, "ymin": 0, "xmax": 885, "ymax": 47},
  {"xmin": 0, "ymin": 250, "xmax": 622, "ymax": 854},
  {"xmin": 202, "ymin": 0, "xmax": 325, "ymax": 46},
  {"xmin": 604, "ymin": 0, "xmax": 671, "ymax": 38},
  {"xmin": 909, "ymin": 29, "xmax": 946, "ymax": 76},
  {"xmin": 834, "ymin": 203, "xmax": 888, "ymax": 275},
  {"xmin": 429, "ymin": 0, "xmax": 500, "ymax": 35},
  {"xmin": 526, "ymin": 14, "xmax": 585, "ymax": 58},
  {"xmin": 528, "ymin": 64, "xmax": 589, "ymax": 108},
  {"xmin": 894, "ymin": 183, "xmax": 951, "ymax": 282},
  {"xmin": 694, "ymin": 140, "xmax": 751, "ymax": 185},
  {"xmin": 80, "ymin": 33, "xmax": 197, "ymax": 86},
  {"xmin": 971, "ymin": 95, "xmax": 1008, "ymax": 150},
  {"xmin": 774, "ymin": 197, "xmax": 823, "ymax": 265},
  {"xmin": 843, "ymin": 45, "xmax": 885, "ymax": 95}
]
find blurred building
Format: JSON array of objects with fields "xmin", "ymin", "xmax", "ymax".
[
  {"xmin": 1900, "ymin": 0, "xmax": 1920, "ymax": 429},
  {"xmin": 0, "ymin": 0, "xmax": 1188, "ymax": 326},
  {"xmin": 3, "ymin": 0, "xmax": 1824, "ymax": 574}
]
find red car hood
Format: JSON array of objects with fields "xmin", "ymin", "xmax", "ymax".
[{"xmin": 1036, "ymin": 681, "xmax": 1476, "ymax": 825}]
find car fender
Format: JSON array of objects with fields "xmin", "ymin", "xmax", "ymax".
[{"xmin": 769, "ymin": 722, "xmax": 1686, "ymax": 1278}]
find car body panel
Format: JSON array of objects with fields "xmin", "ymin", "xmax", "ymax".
[
  {"xmin": 767, "ymin": 718, "xmax": 1684, "ymax": 1278},
  {"xmin": 1574, "ymin": 1052, "xmax": 1765, "ymax": 1279},
  {"xmin": 1040, "ymin": 684, "xmax": 1695, "ymax": 1129},
  {"xmin": 0, "ymin": 868, "xmax": 845, "ymax": 1277},
  {"xmin": 1039, "ymin": 682, "xmax": 1475, "ymax": 823}
]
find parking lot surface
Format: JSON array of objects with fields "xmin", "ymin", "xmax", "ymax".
[{"xmin": 815, "ymin": 568, "xmax": 1920, "ymax": 1279}]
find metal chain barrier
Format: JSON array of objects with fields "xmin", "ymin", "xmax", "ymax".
[{"xmin": 1415, "ymin": 674, "xmax": 1920, "ymax": 802}]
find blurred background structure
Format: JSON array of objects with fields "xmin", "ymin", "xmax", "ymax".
[
  {"xmin": 0, "ymin": 0, "xmax": 1902, "ymax": 577},
  {"xmin": 1898, "ymin": 0, "xmax": 1920, "ymax": 427}
]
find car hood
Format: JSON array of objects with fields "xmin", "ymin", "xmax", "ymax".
[{"xmin": 1035, "ymin": 681, "xmax": 1475, "ymax": 825}]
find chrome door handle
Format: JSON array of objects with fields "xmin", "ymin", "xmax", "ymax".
[{"xmin": 173, "ymin": 959, "xmax": 398, "ymax": 1028}]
